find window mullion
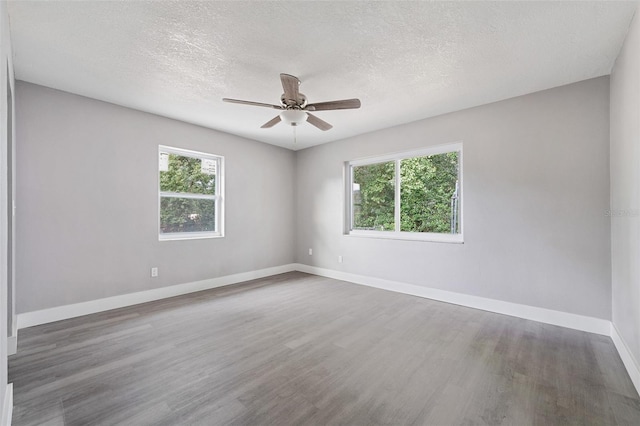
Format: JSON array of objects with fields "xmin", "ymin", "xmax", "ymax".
[
  {"xmin": 395, "ymin": 159, "xmax": 401, "ymax": 232},
  {"xmin": 159, "ymin": 192, "xmax": 217, "ymax": 200}
]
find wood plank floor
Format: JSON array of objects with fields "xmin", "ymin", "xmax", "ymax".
[{"xmin": 9, "ymin": 272, "xmax": 640, "ymax": 425}]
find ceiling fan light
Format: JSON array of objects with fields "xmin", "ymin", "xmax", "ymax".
[{"xmin": 280, "ymin": 109, "xmax": 307, "ymax": 126}]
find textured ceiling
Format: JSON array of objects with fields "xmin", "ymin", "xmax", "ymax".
[{"xmin": 7, "ymin": 1, "xmax": 638, "ymax": 150}]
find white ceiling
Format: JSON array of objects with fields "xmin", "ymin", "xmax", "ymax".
[{"xmin": 7, "ymin": 1, "xmax": 638, "ymax": 150}]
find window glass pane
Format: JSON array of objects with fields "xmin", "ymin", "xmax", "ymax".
[
  {"xmin": 159, "ymin": 153, "xmax": 216, "ymax": 195},
  {"xmin": 352, "ymin": 161, "xmax": 395, "ymax": 231},
  {"xmin": 160, "ymin": 197, "xmax": 216, "ymax": 234},
  {"xmin": 400, "ymin": 151, "xmax": 459, "ymax": 234}
]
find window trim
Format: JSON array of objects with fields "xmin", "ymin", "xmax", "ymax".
[
  {"xmin": 158, "ymin": 145, "xmax": 225, "ymax": 241},
  {"xmin": 345, "ymin": 142, "xmax": 463, "ymax": 243}
]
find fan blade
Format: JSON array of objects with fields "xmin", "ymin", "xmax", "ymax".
[
  {"xmin": 261, "ymin": 115, "xmax": 282, "ymax": 128},
  {"xmin": 280, "ymin": 73, "xmax": 300, "ymax": 104},
  {"xmin": 223, "ymin": 98, "xmax": 283, "ymax": 109},
  {"xmin": 306, "ymin": 113, "xmax": 333, "ymax": 131},
  {"xmin": 306, "ymin": 98, "xmax": 361, "ymax": 111}
]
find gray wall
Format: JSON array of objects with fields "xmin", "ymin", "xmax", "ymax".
[
  {"xmin": 0, "ymin": 0, "xmax": 14, "ymax": 417},
  {"xmin": 611, "ymin": 10, "xmax": 640, "ymax": 366},
  {"xmin": 15, "ymin": 82, "xmax": 295, "ymax": 313},
  {"xmin": 295, "ymin": 76, "xmax": 612, "ymax": 319},
  {"xmin": 15, "ymin": 74, "xmax": 614, "ymax": 323}
]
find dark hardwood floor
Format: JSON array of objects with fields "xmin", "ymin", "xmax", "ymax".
[{"xmin": 9, "ymin": 272, "xmax": 640, "ymax": 425}]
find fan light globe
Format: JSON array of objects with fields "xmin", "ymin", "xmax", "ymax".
[{"xmin": 280, "ymin": 110, "xmax": 307, "ymax": 126}]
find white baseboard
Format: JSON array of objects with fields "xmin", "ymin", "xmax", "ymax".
[
  {"xmin": 17, "ymin": 264, "xmax": 297, "ymax": 329},
  {"xmin": 611, "ymin": 323, "xmax": 640, "ymax": 396},
  {"xmin": 293, "ymin": 263, "xmax": 611, "ymax": 336},
  {"xmin": 1, "ymin": 383, "xmax": 12, "ymax": 426},
  {"xmin": 7, "ymin": 334, "xmax": 16, "ymax": 356},
  {"xmin": 16, "ymin": 262, "xmax": 612, "ymax": 336},
  {"xmin": 13, "ymin": 263, "xmax": 639, "ymax": 400}
]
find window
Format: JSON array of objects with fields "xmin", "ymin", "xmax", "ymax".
[
  {"xmin": 347, "ymin": 143, "xmax": 462, "ymax": 243},
  {"xmin": 158, "ymin": 146, "xmax": 224, "ymax": 240}
]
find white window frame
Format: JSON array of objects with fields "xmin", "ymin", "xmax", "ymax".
[
  {"xmin": 158, "ymin": 145, "xmax": 224, "ymax": 241},
  {"xmin": 345, "ymin": 142, "xmax": 463, "ymax": 243}
]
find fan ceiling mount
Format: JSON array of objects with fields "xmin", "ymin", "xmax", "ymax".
[{"xmin": 223, "ymin": 73, "xmax": 361, "ymax": 131}]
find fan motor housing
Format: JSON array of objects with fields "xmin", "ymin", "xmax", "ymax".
[{"xmin": 281, "ymin": 93, "xmax": 307, "ymax": 108}]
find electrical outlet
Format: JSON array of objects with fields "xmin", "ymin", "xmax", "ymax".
[
  {"xmin": 308, "ymin": 248, "xmax": 313, "ymax": 255},
  {"xmin": 151, "ymin": 267, "xmax": 158, "ymax": 278},
  {"xmin": 338, "ymin": 255, "xmax": 343, "ymax": 263}
]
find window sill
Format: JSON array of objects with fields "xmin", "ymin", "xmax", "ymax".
[
  {"xmin": 346, "ymin": 230, "xmax": 463, "ymax": 244},
  {"xmin": 159, "ymin": 232, "xmax": 224, "ymax": 241}
]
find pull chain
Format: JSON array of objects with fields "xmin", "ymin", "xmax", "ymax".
[{"xmin": 293, "ymin": 124, "xmax": 297, "ymax": 145}]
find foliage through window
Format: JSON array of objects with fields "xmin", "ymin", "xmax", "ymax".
[
  {"xmin": 349, "ymin": 144, "xmax": 462, "ymax": 242},
  {"xmin": 159, "ymin": 146, "xmax": 223, "ymax": 240}
]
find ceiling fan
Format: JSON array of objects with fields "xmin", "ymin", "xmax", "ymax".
[{"xmin": 223, "ymin": 73, "xmax": 361, "ymax": 131}]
